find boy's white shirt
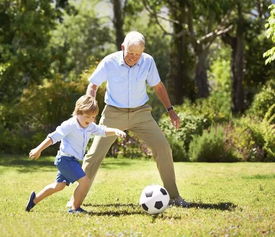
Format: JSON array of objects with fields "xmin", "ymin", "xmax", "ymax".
[{"xmin": 48, "ymin": 116, "xmax": 106, "ymax": 160}]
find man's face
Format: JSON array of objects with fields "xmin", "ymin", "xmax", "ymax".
[{"xmin": 122, "ymin": 44, "xmax": 144, "ymax": 67}]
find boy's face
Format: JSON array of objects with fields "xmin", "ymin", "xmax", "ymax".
[{"xmin": 77, "ymin": 112, "xmax": 96, "ymax": 128}]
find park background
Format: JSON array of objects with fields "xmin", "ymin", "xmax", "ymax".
[
  {"xmin": 0, "ymin": 1, "xmax": 275, "ymax": 237},
  {"xmin": 0, "ymin": 0, "xmax": 274, "ymax": 162}
]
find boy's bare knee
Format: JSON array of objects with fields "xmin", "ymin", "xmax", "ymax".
[{"xmin": 54, "ymin": 182, "xmax": 66, "ymax": 191}]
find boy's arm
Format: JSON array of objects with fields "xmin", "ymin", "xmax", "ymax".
[
  {"xmin": 105, "ymin": 128, "xmax": 126, "ymax": 138},
  {"xmin": 29, "ymin": 137, "xmax": 53, "ymax": 160}
]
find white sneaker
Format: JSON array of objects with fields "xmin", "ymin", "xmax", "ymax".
[
  {"xmin": 169, "ymin": 196, "xmax": 190, "ymax": 207},
  {"xmin": 66, "ymin": 200, "xmax": 73, "ymax": 208}
]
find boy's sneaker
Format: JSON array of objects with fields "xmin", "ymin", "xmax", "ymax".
[
  {"xmin": 25, "ymin": 192, "xmax": 36, "ymax": 212},
  {"xmin": 68, "ymin": 207, "xmax": 88, "ymax": 214},
  {"xmin": 169, "ymin": 196, "xmax": 190, "ymax": 208}
]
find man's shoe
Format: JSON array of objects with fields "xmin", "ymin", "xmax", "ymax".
[
  {"xmin": 25, "ymin": 192, "xmax": 36, "ymax": 212},
  {"xmin": 68, "ymin": 207, "xmax": 88, "ymax": 214},
  {"xmin": 169, "ymin": 196, "xmax": 190, "ymax": 208}
]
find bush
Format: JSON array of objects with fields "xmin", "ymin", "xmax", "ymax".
[
  {"xmin": 247, "ymin": 80, "xmax": 275, "ymax": 119},
  {"xmin": 228, "ymin": 117, "xmax": 275, "ymax": 162},
  {"xmin": 159, "ymin": 111, "xmax": 210, "ymax": 161},
  {"xmin": 189, "ymin": 126, "xmax": 236, "ymax": 162},
  {"xmin": 107, "ymin": 131, "xmax": 152, "ymax": 159},
  {"xmin": 0, "ymin": 64, "xmax": 107, "ymax": 154},
  {"xmin": 178, "ymin": 96, "xmax": 232, "ymax": 125}
]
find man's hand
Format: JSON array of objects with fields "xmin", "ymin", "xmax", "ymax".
[
  {"xmin": 29, "ymin": 148, "xmax": 41, "ymax": 160},
  {"xmin": 115, "ymin": 129, "xmax": 127, "ymax": 138},
  {"xmin": 168, "ymin": 110, "xmax": 181, "ymax": 129}
]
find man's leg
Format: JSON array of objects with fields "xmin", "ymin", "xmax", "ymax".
[
  {"xmin": 129, "ymin": 108, "xmax": 179, "ymax": 198},
  {"xmin": 82, "ymin": 135, "xmax": 117, "ymax": 185},
  {"xmin": 82, "ymin": 105, "xmax": 128, "ymax": 194}
]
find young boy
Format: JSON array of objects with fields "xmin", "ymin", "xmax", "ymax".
[{"xmin": 26, "ymin": 95, "xmax": 126, "ymax": 213}]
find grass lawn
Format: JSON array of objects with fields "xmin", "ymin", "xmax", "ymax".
[{"xmin": 0, "ymin": 154, "xmax": 274, "ymax": 237}]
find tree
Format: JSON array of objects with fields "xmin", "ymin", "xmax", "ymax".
[
  {"xmin": 142, "ymin": 0, "xmax": 233, "ymax": 103},
  {"xmin": 49, "ymin": 0, "xmax": 111, "ymax": 80},
  {"xmin": 222, "ymin": 0, "xmax": 273, "ymax": 113},
  {"xmin": 263, "ymin": 4, "xmax": 275, "ymax": 64},
  {"xmin": 0, "ymin": 0, "xmax": 60, "ymax": 102},
  {"xmin": 111, "ymin": 0, "xmax": 125, "ymax": 50}
]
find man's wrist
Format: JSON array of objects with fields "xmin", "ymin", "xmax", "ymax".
[{"xmin": 166, "ymin": 106, "xmax": 174, "ymax": 112}]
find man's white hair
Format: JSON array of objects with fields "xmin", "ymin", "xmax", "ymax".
[{"xmin": 122, "ymin": 31, "xmax": 145, "ymax": 48}]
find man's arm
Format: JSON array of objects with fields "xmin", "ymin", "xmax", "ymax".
[
  {"xmin": 153, "ymin": 82, "xmax": 181, "ymax": 129},
  {"xmin": 86, "ymin": 83, "xmax": 98, "ymax": 97}
]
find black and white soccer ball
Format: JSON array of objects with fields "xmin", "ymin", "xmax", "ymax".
[{"xmin": 139, "ymin": 184, "xmax": 170, "ymax": 215}]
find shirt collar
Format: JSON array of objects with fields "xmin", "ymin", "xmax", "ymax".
[
  {"xmin": 118, "ymin": 50, "xmax": 143, "ymax": 67},
  {"xmin": 73, "ymin": 116, "xmax": 85, "ymax": 130}
]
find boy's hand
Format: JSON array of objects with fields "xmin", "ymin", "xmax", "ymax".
[
  {"xmin": 29, "ymin": 148, "xmax": 41, "ymax": 160},
  {"xmin": 115, "ymin": 129, "xmax": 126, "ymax": 138}
]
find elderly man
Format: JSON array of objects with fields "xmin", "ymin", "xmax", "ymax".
[{"xmin": 83, "ymin": 31, "xmax": 189, "ymax": 207}]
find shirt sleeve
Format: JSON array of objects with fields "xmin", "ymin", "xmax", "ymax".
[
  {"xmin": 47, "ymin": 120, "xmax": 72, "ymax": 144},
  {"xmin": 88, "ymin": 59, "xmax": 108, "ymax": 86},
  {"xmin": 146, "ymin": 57, "xmax": 161, "ymax": 87},
  {"xmin": 89, "ymin": 123, "xmax": 107, "ymax": 137}
]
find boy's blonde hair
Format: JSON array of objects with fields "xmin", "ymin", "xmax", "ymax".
[{"xmin": 73, "ymin": 95, "xmax": 99, "ymax": 116}]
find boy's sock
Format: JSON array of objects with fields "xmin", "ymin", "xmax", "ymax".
[{"xmin": 25, "ymin": 192, "xmax": 36, "ymax": 212}]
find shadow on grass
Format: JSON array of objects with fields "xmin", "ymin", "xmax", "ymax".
[
  {"xmin": 242, "ymin": 174, "xmax": 275, "ymax": 179},
  {"xmin": 188, "ymin": 202, "xmax": 237, "ymax": 211},
  {"xmin": 99, "ymin": 160, "xmax": 137, "ymax": 169},
  {"xmin": 83, "ymin": 203, "xmax": 144, "ymax": 216},
  {"xmin": 0, "ymin": 154, "xmax": 54, "ymax": 173},
  {"xmin": 82, "ymin": 201, "xmax": 237, "ymax": 217},
  {"xmin": 0, "ymin": 155, "xmax": 135, "ymax": 173}
]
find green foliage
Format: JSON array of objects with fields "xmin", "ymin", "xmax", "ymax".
[
  {"xmin": 108, "ymin": 131, "xmax": 152, "ymax": 159},
  {"xmin": 189, "ymin": 126, "xmax": 236, "ymax": 162},
  {"xmin": 160, "ymin": 111, "xmax": 210, "ymax": 161},
  {"xmin": 228, "ymin": 117, "xmax": 275, "ymax": 162},
  {"xmin": 0, "ymin": 63, "xmax": 106, "ymax": 154},
  {"xmin": 0, "ymin": 0, "xmax": 59, "ymax": 101},
  {"xmin": 179, "ymin": 96, "xmax": 232, "ymax": 124},
  {"xmin": 49, "ymin": 0, "xmax": 112, "ymax": 81},
  {"xmin": 244, "ymin": 28, "xmax": 274, "ymax": 105},
  {"xmin": 247, "ymin": 80, "xmax": 275, "ymax": 119},
  {"xmin": 264, "ymin": 4, "xmax": 275, "ymax": 64}
]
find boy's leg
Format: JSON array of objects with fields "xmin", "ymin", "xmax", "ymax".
[
  {"xmin": 71, "ymin": 175, "xmax": 90, "ymax": 210},
  {"xmin": 34, "ymin": 182, "xmax": 66, "ymax": 204},
  {"xmin": 26, "ymin": 182, "xmax": 66, "ymax": 212}
]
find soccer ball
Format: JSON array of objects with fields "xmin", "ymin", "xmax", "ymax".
[{"xmin": 139, "ymin": 184, "xmax": 170, "ymax": 215}]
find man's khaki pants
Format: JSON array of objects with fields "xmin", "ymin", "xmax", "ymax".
[{"xmin": 82, "ymin": 104, "xmax": 180, "ymax": 198}]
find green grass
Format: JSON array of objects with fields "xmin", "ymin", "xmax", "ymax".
[{"xmin": 0, "ymin": 154, "xmax": 275, "ymax": 237}]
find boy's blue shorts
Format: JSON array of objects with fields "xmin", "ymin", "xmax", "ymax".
[{"xmin": 54, "ymin": 156, "xmax": 85, "ymax": 186}]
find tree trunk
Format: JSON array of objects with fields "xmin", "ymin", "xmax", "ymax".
[
  {"xmin": 166, "ymin": 1, "xmax": 195, "ymax": 104},
  {"xmin": 111, "ymin": 0, "xmax": 124, "ymax": 50},
  {"xmin": 222, "ymin": 4, "xmax": 245, "ymax": 113},
  {"xmin": 194, "ymin": 45, "xmax": 209, "ymax": 98},
  {"xmin": 231, "ymin": 5, "xmax": 245, "ymax": 113}
]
